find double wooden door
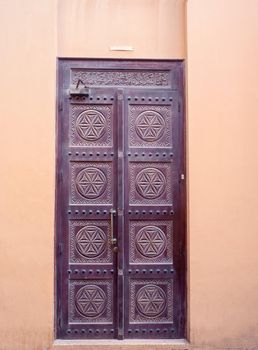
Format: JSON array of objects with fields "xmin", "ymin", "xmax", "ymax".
[{"xmin": 56, "ymin": 60, "xmax": 186, "ymax": 340}]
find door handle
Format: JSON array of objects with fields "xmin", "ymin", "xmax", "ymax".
[{"xmin": 110, "ymin": 209, "xmax": 117, "ymax": 245}]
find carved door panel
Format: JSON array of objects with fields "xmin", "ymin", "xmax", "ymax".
[
  {"xmin": 56, "ymin": 60, "xmax": 185, "ymax": 340},
  {"xmin": 56, "ymin": 86, "xmax": 119, "ymax": 339},
  {"xmin": 123, "ymin": 89, "xmax": 183, "ymax": 338}
]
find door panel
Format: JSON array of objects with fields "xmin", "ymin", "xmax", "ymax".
[
  {"xmin": 123, "ymin": 89, "xmax": 181, "ymax": 338},
  {"xmin": 56, "ymin": 60, "xmax": 185, "ymax": 340}
]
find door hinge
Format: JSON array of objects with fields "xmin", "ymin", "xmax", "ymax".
[
  {"xmin": 58, "ymin": 243, "xmax": 63, "ymax": 256},
  {"xmin": 58, "ymin": 97, "xmax": 63, "ymax": 112},
  {"xmin": 178, "ymin": 101, "xmax": 181, "ymax": 113},
  {"xmin": 180, "ymin": 173, "xmax": 185, "ymax": 181},
  {"xmin": 58, "ymin": 171, "xmax": 63, "ymax": 183}
]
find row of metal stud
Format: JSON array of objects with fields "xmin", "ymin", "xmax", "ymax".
[
  {"xmin": 127, "ymin": 96, "xmax": 173, "ymax": 102},
  {"xmin": 67, "ymin": 209, "xmax": 173, "ymax": 215},
  {"xmin": 68, "ymin": 269, "xmax": 114, "ymax": 275},
  {"xmin": 69, "ymin": 96, "xmax": 173, "ymax": 102},
  {"xmin": 68, "ymin": 151, "xmax": 114, "ymax": 157},
  {"xmin": 67, "ymin": 152, "xmax": 172, "ymax": 157},
  {"xmin": 66, "ymin": 328, "xmax": 114, "ymax": 335},
  {"xmin": 128, "ymin": 328, "xmax": 174, "ymax": 334},
  {"xmin": 128, "ymin": 269, "xmax": 174, "ymax": 274}
]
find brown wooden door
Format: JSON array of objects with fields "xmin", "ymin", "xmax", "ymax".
[{"xmin": 56, "ymin": 59, "xmax": 186, "ymax": 340}]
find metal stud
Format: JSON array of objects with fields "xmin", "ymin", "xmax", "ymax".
[
  {"xmin": 156, "ymin": 210, "xmax": 160, "ymax": 214},
  {"xmin": 169, "ymin": 97, "xmax": 173, "ymax": 101},
  {"xmin": 96, "ymin": 269, "xmax": 100, "ymax": 274},
  {"xmin": 103, "ymin": 97, "xmax": 107, "ymax": 100},
  {"xmin": 68, "ymin": 152, "xmax": 72, "ymax": 156},
  {"xmin": 89, "ymin": 152, "xmax": 93, "ymax": 156},
  {"xmin": 81, "ymin": 329, "xmax": 86, "ymax": 333},
  {"xmin": 128, "ymin": 210, "xmax": 132, "ymax": 214},
  {"xmin": 110, "ymin": 269, "xmax": 114, "ymax": 274},
  {"xmin": 142, "ymin": 269, "xmax": 147, "ymax": 273},
  {"xmin": 82, "ymin": 210, "xmax": 86, "ymax": 215},
  {"xmin": 89, "ymin": 270, "xmax": 93, "ymax": 274},
  {"xmin": 162, "ymin": 97, "xmax": 166, "ymax": 101},
  {"xmin": 149, "ymin": 210, "xmax": 153, "ymax": 214},
  {"xmin": 103, "ymin": 269, "xmax": 107, "ymax": 274},
  {"xmin": 103, "ymin": 152, "xmax": 107, "ymax": 156},
  {"xmin": 149, "ymin": 153, "xmax": 152, "ymax": 157},
  {"xmin": 74, "ymin": 269, "xmax": 79, "ymax": 274},
  {"xmin": 110, "ymin": 97, "xmax": 114, "ymax": 100},
  {"xmin": 135, "ymin": 153, "xmax": 138, "ymax": 156},
  {"xmin": 155, "ymin": 97, "xmax": 159, "ymax": 101},
  {"xmin": 68, "ymin": 210, "xmax": 71, "ymax": 214},
  {"xmin": 66, "ymin": 329, "xmax": 71, "ymax": 334},
  {"xmin": 163, "ymin": 210, "xmax": 167, "ymax": 214},
  {"xmin": 142, "ymin": 210, "xmax": 146, "ymax": 214},
  {"xmin": 163, "ymin": 269, "xmax": 168, "ymax": 273},
  {"xmin": 134, "ymin": 97, "xmax": 138, "ymax": 101},
  {"xmin": 75, "ymin": 210, "xmax": 79, "ymax": 214},
  {"xmin": 96, "ymin": 152, "xmax": 100, "ymax": 156},
  {"xmin": 142, "ymin": 152, "xmax": 145, "ymax": 156},
  {"xmin": 163, "ymin": 152, "xmax": 166, "ymax": 156},
  {"xmin": 96, "ymin": 329, "xmax": 100, "ymax": 334},
  {"xmin": 128, "ymin": 152, "xmax": 131, "ymax": 156},
  {"xmin": 128, "ymin": 97, "xmax": 131, "ymax": 101},
  {"xmin": 128, "ymin": 269, "xmax": 132, "ymax": 274},
  {"xmin": 156, "ymin": 269, "xmax": 160, "ymax": 273},
  {"xmin": 67, "ymin": 269, "xmax": 71, "ymax": 274},
  {"xmin": 96, "ymin": 210, "xmax": 100, "ymax": 214},
  {"xmin": 81, "ymin": 269, "xmax": 86, "ymax": 274},
  {"xmin": 89, "ymin": 210, "xmax": 93, "ymax": 214},
  {"xmin": 97, "ymin": 96, "xmax": 100, "ymax": 100},
  {"xmin": 135, "ymin": 269, "xmax": 139, "ymax": 273},
  {"xmin": 141, "ymin": 97, "xmax": 145, "ymax": 101},
  {"xmin": 82, "ymin": 152, "xmax": 86, "ymax": 156},
  {"xmin": 156, "ymin": 153, "xmax": 159, "ymax": 157},
  {"xmin": 148, "ymin": 97, "xmax": 152, "ymax": 101}
]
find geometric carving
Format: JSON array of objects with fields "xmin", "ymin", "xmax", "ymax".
[
  {"xmin": 136, "ymin": 285, "xmax": 166, "ymax": 317},
  {"xmin": 135, "ymin": 111, "xmax": 165, "ymax": 141},
  {"xmin": 129, "ymin": 105, "xmax": 172, "ymax": 148},
  {"xmin": 72, "ymin": 70, "xmax": 170, "ymax": 87},
  {"xmin": 130, "ymin": 279, "xmax": 173, "ymax": 323},
  {"xmin": 70, "ymin": 105, "xmax": 112, "ymax": 147},
  {"xmin": 76, "ymin": 110, "xmax": 106, "ymax": 141},
  {"xmin": 129, "ymin": 221, "xmax": 173, "ymax": 264},
  {"xmin": 136, "ymin": 226, "xmax": 166, "ymax": 258},
  {"xmin": 70, "ymin": 162, "xmax": 113, "ymax": 205},
  {"xmin": 69, "ymin": 280, "xmax": 113, "ymax": 324},
  {"xmin": 75, "ymin": 285, "xmax": 106, "ymax": 318},
  {"xmin": 136, "ymin": 168, "xmax": 166, "ymax": 199},
  {"xmin": 76, "ymin": 167, "xmax": 107, "ymax": 199},
  {"xmin": 129, "ymin": 163, "xmax": 173, "ymax": 205},
  {"xmin": 75, "ymin": 226, "xmax": 107, "ymax": 258},
  {"xmin": 69, "ymin": 220, "xmax": 112, "ymax": 264}
]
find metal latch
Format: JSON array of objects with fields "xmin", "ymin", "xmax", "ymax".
[{"xmin": 69, "ymin": 79, "xmax": 90, "ymax": 97}]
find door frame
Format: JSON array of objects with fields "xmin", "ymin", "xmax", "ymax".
[{"xmin": 55, "ymin": 58, "xmax": 187, "ymax": 340}]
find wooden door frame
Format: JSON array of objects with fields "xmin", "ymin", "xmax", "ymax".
[{"xmin": 55, "ymin": 58, "xmax": 187, "ymax": 340}]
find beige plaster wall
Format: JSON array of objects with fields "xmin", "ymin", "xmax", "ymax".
[
  {"xmin": 58, "ymin": 0, "xmax": 186, "ymax": 59},
  {"xmin": 0, "ymin": 1, "xmax": 56, "ymax": 349},
  {"xmin": 0, "ymin": 0, "xmax": 258, "ymax": 349},
  {"xmin": 187, "ymin": 0, "xmax": 258, "ymax": 348}
]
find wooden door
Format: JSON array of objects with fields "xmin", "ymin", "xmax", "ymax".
[{"xmin": 56, "ymin": 59, "xmax": 186, "ymax": 340}]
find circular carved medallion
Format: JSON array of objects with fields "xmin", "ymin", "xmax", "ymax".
[
  {"xmin": 136, "ymin": 226, "xmax": 166, "ymax": 258},
  {"xmin": 135, "ymin": 111, "xmax": 165, "ymax": 141},
  {"xmin": 135, "ymin": 168, "xmax": 166, "ymax": 199},
  {"xmin": 76, "ymin": 226, "xmax": 107, "ymax": 258},
  {"xmin": 76, "ymin": 167, "xmax": 107, "ymax": 199},
  {"xmin": 136, "ymin": 285, "xmax": 166, "ymax": 317},
  {"xmin": 76, "ymin": 110, "xmax": 106, "ymax": 141},
  {"xmin": 75, "ymin": 285, "xmax": 106, "ymax": 318}
]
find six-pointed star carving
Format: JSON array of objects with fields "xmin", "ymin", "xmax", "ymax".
[
  {"xmin": 76, "ymin": 285, "xmax": 106, "ymax": 317},
  {"xmin": 136, "ymin": 226, "xmax": 166, "ymax": 258},
  {"xmin": 76, "ymin": 167, "xmax": 107, "ymax": 199},
  {"xmin": 136, "ymin": 168, "xmax": 166, "ymax": 199},
  {"xmin": 76, "ymin": 226, "xmax": 107, "ymax": 258},
  {"xmin": 136, "ymin": 285, "xmax": 166, "ymax": 317},
  {"xmin": 136, "ymin": 111, "xmax": 165, "ymax": 141},
  {"xmin": 76, "ymin": 110, "xmax": 106, "ymax": 141}
]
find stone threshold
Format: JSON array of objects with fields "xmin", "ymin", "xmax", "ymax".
[{"xmin": 52, "ymin": 338, "xmax": 190, "ymax": 350}]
